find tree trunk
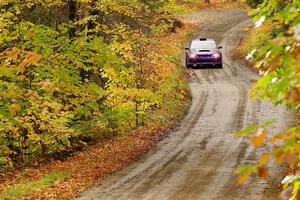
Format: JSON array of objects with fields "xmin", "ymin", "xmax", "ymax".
[{"xmin": 68, "ymin": 0, "xmax": 77, "ymax": 38}]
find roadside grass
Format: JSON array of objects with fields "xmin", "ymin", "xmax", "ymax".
[
  {"xmin": 0, "ymin": 19, "xmax": 199, "ymax": 200},
  {"xmin": 1, "ymin": 171, "xmax": 68, "ymax": 200}
]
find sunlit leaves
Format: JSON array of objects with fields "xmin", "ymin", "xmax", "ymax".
[
  {"xmin": 240, "ymin": 1, "xmax": 300, "ymax": 196},
  {"xmin": 250, "ymin": 128, "xmax": 266, "ymax": 148},
  {"xmin": 236, "ymin": 124, "xmax": 257, "ymax": 136},
  {"xmin": 235, "ymin": 164, "xmax": 258, "ymax": 185},
  {"xmin": 8, "ymin": 103, "xmax": 21, "ymax": 116},
  {"xmin": 235, "ymin": 119, "xmax": 274, "ymax": 136},
  {"xmin": 249, "ymin": 2, "xmax": 300, "ymax": 110},
  {"xmin": 0, "ymin": 0, "xmax": 192, "ymax": 170},
  {"xmin": 237, "ymin": 170, "xmax": 251, "ymax": 185},
  {"xmin": 258, "ymin": 153, "xmax": 269, "ymax": 166},
  {"xmin": 281, "ymin": 172, "xmax": 300, "ymax": 200}
]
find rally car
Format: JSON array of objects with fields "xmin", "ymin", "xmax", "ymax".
[{"xmin": 185, "ymin": 38, "xmax": 223, "ymax": 68}]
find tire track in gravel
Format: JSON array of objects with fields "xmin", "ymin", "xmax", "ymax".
[
  {"xmin": 191, "ymin": 18, "xmax": 260, "ymax": 200},
  {"xmin": 183, "ymin": 91, "xmax": 208, "ymax": 136},
  {"xmin": 76, "ymin": 9, "xmax": 294, "ymax": 200},
  {"xmin": 75, "ymin": 83, "xmax": 210, "ymax": 200}
]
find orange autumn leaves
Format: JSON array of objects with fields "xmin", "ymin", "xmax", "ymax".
[
  {"xmin": 236, "ymin": 128, "xmax": 268, "ymax": 185},
  {"xmin": 236, "ymin": 126, "xmax": 300, "ymax": 186},
  {"xmin": 250, "ymin": 128, "xmax": 266, "ymax": 148},
  {"xmin": 1, "ymin": 48, "xmax": 40, "ymax": 117},
  {"xmin": 3, "ymin": 47, "xmax": 40, "ymax": 68}
]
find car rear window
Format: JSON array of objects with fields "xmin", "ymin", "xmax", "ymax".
[{"xmin": 190, "ymin": 41, "xmax": 216, "ymax": 52}]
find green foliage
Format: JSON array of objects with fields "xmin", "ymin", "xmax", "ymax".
[
  {"xmin": 0, "ymin": 0, "xmax": 192, "ymax": 170},
  {"xmin": 237, "ymin": 0, "xmax": 300, "ymax": 198},
  {"xmin": 235, "ymin": 119, "xmax": 274, "ymax": 136}
]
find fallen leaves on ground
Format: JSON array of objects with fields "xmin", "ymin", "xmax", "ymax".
[{"xmin": 0, "ymin": 24, "xmax": 197, "ymax": 200}]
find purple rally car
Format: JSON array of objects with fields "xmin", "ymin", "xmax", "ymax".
[{"xmin": 185, "ymin": 38, "xmax": 223, "ymax": 68}]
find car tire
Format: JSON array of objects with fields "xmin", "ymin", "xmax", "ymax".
[
  {"xmin": 185, "ymin": 58, "xmax": 191, "ymax": 68},
  {"xmin": 217, "ymin": 64, "xmax": 223, "ymax": 68}
]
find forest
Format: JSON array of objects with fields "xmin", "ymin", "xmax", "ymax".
[
  {"xmin": 0, "ymin": 0, "xmax": 195, "ymax": 170},
  {"xmin": 0, "ymin": 0, "xmax": 299, "ymax": 199}
]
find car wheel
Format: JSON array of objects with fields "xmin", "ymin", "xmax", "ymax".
[
  {"xmin": 217, "ymin": 64, "xmax": 223, "ymax": 68},
  {"xmin": 185, "ymin": 58, "xmax": 191, "ymax": 68}
]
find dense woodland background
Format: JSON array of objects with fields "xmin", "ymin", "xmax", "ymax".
[{"xmin": 0, "ymin": 0, "xmax": 195, "ymax": 169}]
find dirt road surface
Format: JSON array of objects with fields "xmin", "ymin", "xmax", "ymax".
[{"xmin": 76, "ymin": 9, "xmax": 294, "ymax": 200}]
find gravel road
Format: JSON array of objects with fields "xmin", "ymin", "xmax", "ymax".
[{"xmin": 76, "ymin": 9, "xmax": 294, "ymax": 200}]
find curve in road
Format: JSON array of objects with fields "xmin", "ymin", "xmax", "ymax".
[{"xmin": 76, "ymin": 9, "xmax": 294, "ymax": 200}]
